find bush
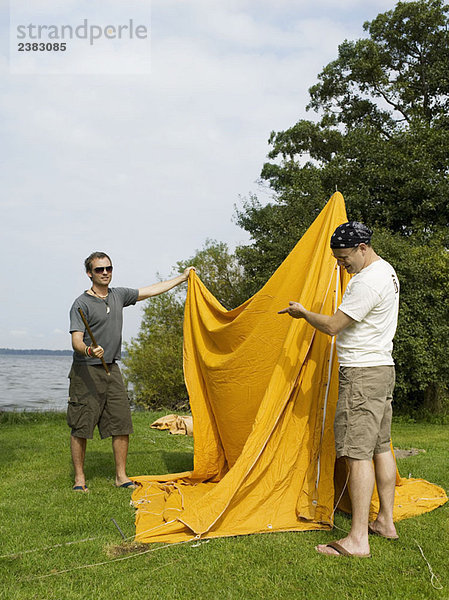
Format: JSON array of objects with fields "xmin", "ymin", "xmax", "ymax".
[
  {"xmin": 373, "ymin": 229, "xmax": 449, "ymax": 416},
  {"xmin": 123, "ymin": 292, "xmax": 188, "ymax": 410}
]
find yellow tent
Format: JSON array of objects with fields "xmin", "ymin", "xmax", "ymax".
[{"xmin": 132, "ymin": 192, "xmax": 447, "ymax": 543}]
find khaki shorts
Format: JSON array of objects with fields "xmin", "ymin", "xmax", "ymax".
[
  {"xmin": 67, "ymin": 363, "xmax": 133, "ymax": 439},
  {"xmin": 334, "ymin": 366, "xmax": 395, "ymax": 460}
]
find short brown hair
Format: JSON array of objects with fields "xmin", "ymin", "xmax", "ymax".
[{"xmin": 84, "ymin": 252, "xmax": 112, "ymax": 273}]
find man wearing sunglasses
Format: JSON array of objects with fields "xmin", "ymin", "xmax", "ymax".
[
  {"xmin": 68, "ymin": 251, "xmax": 194, "ymax": 492},
  {"xmin": 279, "ymin": 222, "xmax": 400, "ymax": 558}
]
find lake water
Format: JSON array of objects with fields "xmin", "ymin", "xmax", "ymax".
[{"xmin": 0, "ymin": 355, "xmax": 75, "ymax": 411}]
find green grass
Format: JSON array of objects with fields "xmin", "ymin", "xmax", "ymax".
[{"xmin": 0, "ymin": 413, "xmax": 448, "ymax": 600}]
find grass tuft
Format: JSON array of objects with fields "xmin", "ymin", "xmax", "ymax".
[{"xmin": 105, "ymin": 542, "xmax": 149, "ymax": 558}]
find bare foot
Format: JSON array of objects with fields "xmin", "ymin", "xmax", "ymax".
[
  {"xmin": 73, "ymin": 478, "xmax": 87, "ymax": 489},
  {"xmin": 368, "ymin": 520, "xmax": 398, "ymax": 539},
  {"xmin": 316, "ymin": 537, "xmax": 370, "ymax": 557},
  {"xmin": 72, "ymin": 484, "xmax": 89, "ymax": 492},
  {"xmin": 115, "ymin": 479, "xmax": 137, "ymax": 489}
]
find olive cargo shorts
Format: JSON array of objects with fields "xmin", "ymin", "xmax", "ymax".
[
  {"xmin": 334, "ymin": 365, "xmax": 395, "ymax": 460},
  {"xmin": 67, "ymin": 363, "xmax": 133, "ymax": 439}
]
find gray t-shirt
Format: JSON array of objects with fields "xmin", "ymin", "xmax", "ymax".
[{"xmin": 69, "ymin": 287, "xmax": 139, "ymax": 365}]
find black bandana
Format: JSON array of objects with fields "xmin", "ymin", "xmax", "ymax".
[{"xmin": 330, "ymin": 221, "xmax": 372, "ymax": 248}]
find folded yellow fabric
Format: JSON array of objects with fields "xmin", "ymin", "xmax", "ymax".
[
  {"xmin": 151, "ymin": 414, "xmax": 193, "ymax": 436},
  {"xmin": 132, "ymin": 192, "xmax": 447, "ymax": 543}
]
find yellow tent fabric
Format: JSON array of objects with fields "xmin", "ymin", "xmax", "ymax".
[{"xmin": 132, "ymin": 192, "xmax": 447, "ymax": 543}]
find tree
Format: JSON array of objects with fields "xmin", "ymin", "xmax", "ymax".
[
  {"xmin": 236, "ymin": 0, "xmax": 449, "ymax": 266},
  {"xmin": 177, "ymin": 239, "xmax": 247, "ymax": 309},
  {"xmin": 123, "ymin": 292, "xmax": 187, "ymax": 410},
  {"xmin": 235, "ymin": 0, "xmax": 449, "ymax": 413},
  {"xmin": 123, "ymin": 240, "xmax": 245, "ymax": 409},
  {"xmin": 372, "ymin": 230, "xmax": 449, "ymax": 414}
]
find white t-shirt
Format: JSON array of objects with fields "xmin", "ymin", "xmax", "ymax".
[{"xmin": 336, "ymin": 258, "xmax": 399, "ymax": 367}]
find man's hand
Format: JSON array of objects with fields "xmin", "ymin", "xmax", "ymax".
[
  {"xmin": 278, "ymin": 301, "xmax": 307, "ymax": 319},
  {"xmin": 279, "ymin": 304, "xmax": 355, "ymax": 336},
  {"xmin": 182, "ymin": 266, "xmax": 196, "ymax": 281},
  {"xmin": 90, "ymin": 344, "xmax": 104, "ymax": 358}
]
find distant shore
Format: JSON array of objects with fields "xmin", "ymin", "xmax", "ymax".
[{"xmin": 0, "ymin": 348, "xmax": 72, "ymax": 356}]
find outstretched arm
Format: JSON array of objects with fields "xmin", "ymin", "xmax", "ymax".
[
  {"xmin": 137, "ymin": 266, "xmax": 195, "ymax": 301},
  {"xmin": 278, "ymin": 302, "xmax": 354, "ymax": 336}
]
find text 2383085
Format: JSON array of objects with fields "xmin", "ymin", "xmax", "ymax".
[{"xmin": 18, "ymin": 42, "xmax": 67, "ymax": 51}]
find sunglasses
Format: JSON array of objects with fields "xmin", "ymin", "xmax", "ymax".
[{"xmin": 93, "ymin": 266, "xmax": 113, "ymax": 274}]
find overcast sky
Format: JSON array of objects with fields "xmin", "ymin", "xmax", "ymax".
[{"xmin": 1, "ymin": 0, "xmax": 400, "ymax": 350}]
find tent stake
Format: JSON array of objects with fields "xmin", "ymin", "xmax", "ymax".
[{"xmin": 111, "ymin": 518, "xmax": 126, "ymax": 540}]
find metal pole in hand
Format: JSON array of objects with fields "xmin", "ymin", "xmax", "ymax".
[{"xmin": 78, "ymin": 307, "xmax": 110, "ymax": 375}]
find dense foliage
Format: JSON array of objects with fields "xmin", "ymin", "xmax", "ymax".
[
  {"xmin": 372, "ymin": 230, "xmax": 449, "ymax": 413},
  {"xmin": 123, "ymin": 292, "xmax": 186, "ymax": 409}
]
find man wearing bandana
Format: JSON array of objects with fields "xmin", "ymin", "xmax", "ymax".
[{"xmin": 279, "ymin": 221, "xmax": 400, "ymax": 558}]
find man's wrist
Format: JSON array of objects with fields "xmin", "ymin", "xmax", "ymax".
[{"xmin": 84, "ymin": 345, "xmax": 93, "ymax": 357}]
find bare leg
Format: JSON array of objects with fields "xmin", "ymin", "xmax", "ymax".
[
  {"xmin": 316, "ymin": 458, "xmax": 373, "ymax": 556},
  {"xmin": 112, "ymin": 435, "xmax": 135, "ymax": 487},
  {"xmin": 71, "ymin": 435, "xmax": 87, "ymax": 488},
  {"xmin": 369, "ymin": 450, "xmax": 398, "ymax": 538}
]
